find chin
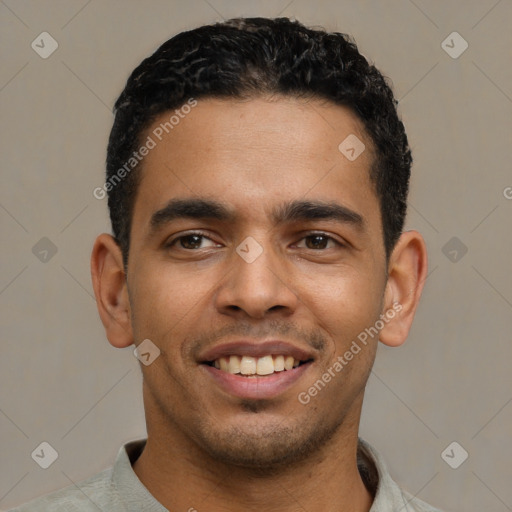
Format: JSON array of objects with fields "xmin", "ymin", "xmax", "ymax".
[{"xmin": 194, "ymin": 412, "xmax": 342, "ymax": 471}]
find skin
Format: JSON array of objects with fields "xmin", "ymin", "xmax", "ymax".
[{"xmin": 91, "ymin": 95, "xmax": 427, "ymax": 512}]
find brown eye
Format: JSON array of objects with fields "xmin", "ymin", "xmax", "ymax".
[
  {"xmin": 179, "ymin": 234, "xmax": 204, "ymax": 249},
  {"xmin": 306, "ymin": 235, "xmax": 328, "ymax": 249},
  {"xmin": 165, "ymin": 232, "xmax": 220, "ymax": 251}
]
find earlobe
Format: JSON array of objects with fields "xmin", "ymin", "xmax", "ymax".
[
  {"xmin": 90, "ymin": 234, "xmax": 134, "ymax": 348},
  {"xmin": 379, "ymin": 230, "xmax": 428, "ymax": 347}
]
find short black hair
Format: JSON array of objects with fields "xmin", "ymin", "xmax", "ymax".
[{"xmin": 106, "ymin": 17, "xmax": 412, "ymax": 269}]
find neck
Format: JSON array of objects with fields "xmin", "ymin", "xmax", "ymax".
[{"xmin": 133, "ymin": 393, "xmax": 373, "ymax": 512}]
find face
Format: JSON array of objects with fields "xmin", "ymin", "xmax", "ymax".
[{"xmin": 126, "ymin": 96, "xmax": 389, "ymax": 468}]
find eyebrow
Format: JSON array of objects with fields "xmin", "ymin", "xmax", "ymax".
[
  {"xmin": 149, "ymin": 198, "xmax": 365, "ymax": 234},
  {"xmin": 271, "ymin": 200, "xmax": 364, "ymax": 230},
  {"xmin": 150, "ymin": 198, "xmax": 234, "ymax": 232}
]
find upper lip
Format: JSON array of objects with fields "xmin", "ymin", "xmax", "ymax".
[{"xmin": 198, "ymin": 340, "xmax": 315, "ymax": 363}]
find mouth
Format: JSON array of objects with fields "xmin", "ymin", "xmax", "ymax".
[
  {"xmin": 198, "ymin": 341, "xmax": 315, "ymax": 400},
  {"xmin": 204, "ymin": 354, "xmax": 312, "ymax": 377}
]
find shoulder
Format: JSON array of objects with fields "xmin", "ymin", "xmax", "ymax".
[
  {"xmin": 8, "ymin": 467, "xmax": 121, "ymax": 512},
  {"xmin": 358, "ymin": 438, "xmax": 445, "ymax": 512},
  {"xmin": 399, "ymin": 488, "xmax": 445, "ymax": 512}
]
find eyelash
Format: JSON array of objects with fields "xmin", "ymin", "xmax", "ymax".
[
  {"xmin": 165, "ymin": 231, "xmax": 343, "ymax": 251},
  {"xmin": 165, "ymin": 231, "xmax": 219, "ymax": 250}
]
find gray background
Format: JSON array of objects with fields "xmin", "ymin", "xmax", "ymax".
[{"xmin": 1, "ymin": 1, "xmax": 511, "ymax": 510}]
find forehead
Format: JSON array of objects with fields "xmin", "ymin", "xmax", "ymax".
[{"xmin": 131, "ymin": 96, "xmax": 381, "ymax": 235}]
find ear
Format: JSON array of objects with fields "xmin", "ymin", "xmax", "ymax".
[
  {"xmin": 90, "ymin": 233, "xmax": 134, "ymax": 348},
  {"xmin": 379, "ymin": 230, "xmax": 428, "ymax": 347}
]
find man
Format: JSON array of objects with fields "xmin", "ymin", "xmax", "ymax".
[{"xmin": 11, "ymin": 17, "xmax": 442, "ymax": 512}]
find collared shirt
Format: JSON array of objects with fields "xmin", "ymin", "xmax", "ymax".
[{"xmin": 9, "ymin": 438, "xmax": 443, "ymax": 511}]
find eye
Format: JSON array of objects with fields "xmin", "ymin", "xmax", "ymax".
[
  {"xmin": 296, "ymin": 233, "xmax": 340, "ymax": 250},
  {"xmin": 166, "ymin": 232, "xmax": 220, "ymax": 250}
]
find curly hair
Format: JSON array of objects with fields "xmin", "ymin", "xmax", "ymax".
[{"xmin": 106, "ymin": 17, "xmax": 412, "ymax": 269}]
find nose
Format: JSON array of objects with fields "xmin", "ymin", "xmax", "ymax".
[{"xmin": 214, "ymin": 240, "xmax": 299, "ymax": 320}]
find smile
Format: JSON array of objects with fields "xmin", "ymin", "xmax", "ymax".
[
  {"xmin": 207, "ymin": 354, "xmax": 307, "ymax": 376},
  {"xmin": 198, "ymin": 340, "xmax": 315, "ymax": 399}
]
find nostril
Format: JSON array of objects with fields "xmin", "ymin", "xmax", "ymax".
[{"xmin": 268, "ymin": 305, "xmax": 286, "ymax": 312}]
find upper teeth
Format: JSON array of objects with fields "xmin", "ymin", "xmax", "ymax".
[{"xmin": 213, "ymin": 355, "xmax": 301, "ymax": 375}]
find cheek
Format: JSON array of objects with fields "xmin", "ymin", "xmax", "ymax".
[
  {"xmin": 301, "ymin": 271, "xmax": 380, "ymax": 402},
  {"xmin": 129, "ymin": 264, "xmax": 212, "ymax": 342},
  {"xmin": 297, "ymin": 264, "xmax": 383, "ymax": 341}
]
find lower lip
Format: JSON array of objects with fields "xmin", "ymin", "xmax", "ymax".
[{"xmin": 201, "ymin": 363, "xmax": 312, "ymax": 400}]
